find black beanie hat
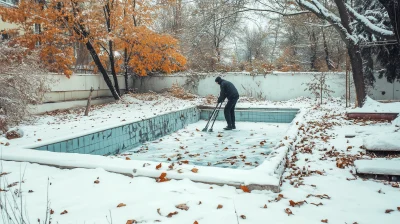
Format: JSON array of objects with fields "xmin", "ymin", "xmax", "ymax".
[{"xmin": 215, "ymin": 76, "xmax": 222, "ymax": 83}]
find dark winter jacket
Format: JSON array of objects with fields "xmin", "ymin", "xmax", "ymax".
[{"xmin": 217, "ymin": 79, "xmax": 239, "ymax": 103}]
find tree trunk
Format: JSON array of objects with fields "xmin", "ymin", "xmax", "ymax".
[
  {"xmin": 322, "ymin": 28, "xmax": 334, "ymax": 70},
  {"xmin": 347, "ymin": 44, "xmax": 366, "ymax": 107},
  {"xmin": 334, "ymin": 0, "xmax": 366, "ymax": 106},
  {"xmin": 124, "ymin": 47, "xmax": 129, "ymax": 93},
  {"xmin": 84, "ymin": 87, "xmax": 94, "ymax": 116},
  {"xmin": 310, "ymin": 31, "xmax": 317, "ymax": 71},
  {"xmin": 108, "ymin": 40, "xmax": 121, "ymax": 96},
  {"xmin": 378, "ymin": 0, "xmax": 400, "ymax": 46},
  {"xmin": 85, "ymin": 41, "xmax": 120, "ymax": 100}
]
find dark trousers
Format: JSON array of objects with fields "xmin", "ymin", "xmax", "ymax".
[{"xmin": 224, "ymin": 97, "xmax": 238, "ymax": 127}]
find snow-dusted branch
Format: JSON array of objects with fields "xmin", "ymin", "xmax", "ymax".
[
  {"xmin": 296, "ymin": 0, "xmax": 357, "ymax": 44},
  {"xmin": 345, "ymin": 3, "xmax": 394, "ymax": 39}
]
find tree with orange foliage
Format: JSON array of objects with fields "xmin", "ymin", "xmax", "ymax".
[{"xmin": 0, "ymin": 0, "xmax": 186, "ymax": 100}]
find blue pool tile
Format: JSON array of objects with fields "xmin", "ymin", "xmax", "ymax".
[{"xmin": 60, "ymin": 141, "xmax": 67, "ymax": 152}]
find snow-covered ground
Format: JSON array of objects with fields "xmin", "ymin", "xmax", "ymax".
[
  {"xmin": 0, "ymin": 93, "xmax": 202, "ymax": 148},
  {"xmin": 1, "ymin": 96, "xmax": 400, "ymax": 224},
  {"xmin": 118, "ymin": 121, "xmax": 289, "ymax": 170}
]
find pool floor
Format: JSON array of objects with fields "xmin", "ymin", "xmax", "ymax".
[{"xmin": 116, "ymin": 121, "xmax": 290, "ymax": 170}]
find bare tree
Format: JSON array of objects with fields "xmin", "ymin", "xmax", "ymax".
[
  {"xmin": 0, "ymin": 42, "xmax": 50, "ymax": 129},
  {"xmin": 192, "ymin": 0, "xmax": 244, "ymax": 69}
]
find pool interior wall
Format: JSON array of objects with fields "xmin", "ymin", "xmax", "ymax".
[{"xmin": 32, "ymin": 107, "xmax": 299, "ymax": 156}]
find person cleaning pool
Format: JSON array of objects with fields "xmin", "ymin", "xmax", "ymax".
[{"xmin": 215, "ymin": 76, "xmax": 239, "ymax": 130}]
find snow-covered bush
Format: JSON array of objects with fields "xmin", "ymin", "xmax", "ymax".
[{"xmin": 0, "ymin": 41, "xmax": 50, "ymax": 128}]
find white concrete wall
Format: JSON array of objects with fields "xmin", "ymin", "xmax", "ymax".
[
  {"xmin": 134, "ymin": 72, "xmax": 400, "ymax": 101},
  {"xmin": 43, "ymin": 74, "xmax": 132, "ymax": 103}
]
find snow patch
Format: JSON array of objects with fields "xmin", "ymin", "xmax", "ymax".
[
  {"xmin": 355, "ymin": 159, "xmax": 400, "ymax": 175},
  {"xmin": 363, "ymin": 133, "xmax": 400, "ymax": 151},
  {"xmin": 349, "ymin": 96, "xmax": 400, "ymax": 113}
]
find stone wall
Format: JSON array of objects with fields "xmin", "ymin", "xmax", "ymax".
[{"xmin": 134, "ymin": 72, "xmax": 400, "ymax": 101}]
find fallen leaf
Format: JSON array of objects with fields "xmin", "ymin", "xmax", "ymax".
[
  {"xmin": 240, "ymin": 215, "xmax": 246, "ymax": 219},
  {"xmin": 7, "ymin": 182, "xmax": 18, "ymax": 188},
  {"xmin": 217, "ymin": 204, "xmax": 223, "ymax": 209},
  {"xmin": 126, "ymin": 220, "xmax": 137, "ymax": 224},
  {"xmin": 191, "ymin": 168, "xmax": 199, "ymax": 173},
  {"xmin": 311, "ymin": 202, "xmax": 324, "ymax": 206},
  {"xmin": 117, "ymin": 203, "xmax": 126, "ymax": 208},
  {"xmin": 181, "ymin": 160, "xmax": 189, "ymax": 164},
  {"xmin": 60, "ymin": 210, "xmax": 68, "ymax": 215},
  {"xmin": 5, "ymin": 142, "xmax": 9, "ymax": 146},
  {"xmin": 289, "ymin": 200, "xmax": 307, "ymax": 207},
  {"xmin": 217, "ymin": 134, "xmax": 223, "ymax": 137},
  {"xmin": 196, "ymin": 128, "xmax": 200, "ymax": 132},
  {"xmin": 385, "ymin": 209, "xmax": 394, "ymax": 214},
  {"xmin": 50, "ymin": 209, "xmax": 54, "ymax": 215},
  {"xmin": 157, "ymin": 208, "xmax": 162, "ymax": 216},
  {"xmin": 284, "ymin": 208, "xmax": 293, "ymax": 216},
  {"xmin": 321, "ymin": 219, "xmax": 328, "ymax": 223},
  {"xmin": 240, "ymin": 185, "xmax": 251, "ymax": 193},
  {"xmin": 156, "ymin": 163, "xmax": 162, "ymax": 170},
  {"xmin": 397, "ymin": 207, "xmax": 400, "ymax": 211},
  {"xmin": 94, "ymin": 180, "xmax": 100, "ymax": 184},
  {"xmin": 157, "ymin": 172, "xmax": 169, "ymax": 182},
  {"xmin": 125, "ymin": 157, "xmax": 131, "ymax": 160},
  {"xmin": 28, "ymin": 190, "xmax": 34, "ymax": 193},
  {"xmin": 167, "ymin": 211, "xmax": 178, "ymax": 218},
  {"xmin": 194, "ymin": 221, "xmax": 199, "ymax": 224},
  {"xmin": 0, "ymin": 172, "xmax": 10, "ymax": 177},
  {"xmin": 306, "ymin": 194, "xmax": 331, "ymax": 199},
  {"xmin": 38, "ymin": 139, "xmax": 42, "ymax": 141},
  {"xmin": 275, "ymin": 194, "xmax": 285, "ymax": 202},
  {"xmin": 263, "ymin": 204, "xmax": 267, "ymax": 208},
  {"xmin": 198, "ymin": 201, "xmax": 202, "ymax": 205},
  {"xmin": 175, "ymin": 204, "xmax": 189, "ymax": 211}
]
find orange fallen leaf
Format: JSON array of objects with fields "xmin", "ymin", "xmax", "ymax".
[
  {"xmin": 217, "ymin": 204, "xmax": 223, "ymax": 209},
  {"xmin": 194, "ymin": 221, "xmax": 199, "ymax": 224},
  {"xmin": 191, "ymin": 168, "xmax": 199, "ymax": 173},
  {"xmin": 156, "ymin": 163, "xmax": 162, "ymax": 170},
  {"xmin": 126, "ymin": 220, "xmax": 137, "ymax": 224},
  {"xmin": 275, "ymin": 194, "xmax": 285, "ymax": 202},
  {"xmin": 284, "ymin": 208, "xmax": 293, "ymax": 216},
  {"xmin": 181, "ymin": 160, "xmax": 189, "ymax": 164},
  {"xmin": 167, "ymin": 211, "xmax": 178, "ymax": 218},
  {"xmin": 289, "ymin": 200, "xmax": 307, "ymax": 207},
  {"xmin": 60, "ymin": 210, "xmax": 68, "ymax": 215},
  {"xmin": 126, "ymin": 157, "xmax": 131, "ymax": 160},
  {"xmin": 157, "ymin": 172, "xmax": 170, "ymax": 182},
  {"xmin": 321, "ymin": 219, "xmax": 328, "ymax": 223},
  {"xmin": 240, "ymin": 185, "xmax": 251, "ymax": 193},
  {"xmin": 397, "ymin": 207, "xmax": 400, "ymax": 211},
  {"xmin": 117, "ymin": 203, "xmax": 126, "ymax": 208}
]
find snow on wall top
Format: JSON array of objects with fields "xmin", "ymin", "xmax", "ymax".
[{"xmin": 349, "ymin": 96, "xmax": 400, "ymax": 113}]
